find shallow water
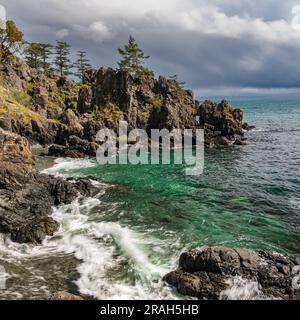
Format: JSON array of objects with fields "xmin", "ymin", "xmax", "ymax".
[{"xmin": 0, "ymin": 99, "xmax": 299, "ymax": 300}]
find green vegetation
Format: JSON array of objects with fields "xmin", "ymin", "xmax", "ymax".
[
  {"xmin": 10, "ymin": 89, "xmax": 32, "ymax": 107},
  {"xmin": 0, "ymin": 87, "xmax": 61, "ymax": 124},
  {"xmin": 150, "ymin": 94, "xmax": 164, "ymax": 109},
  {"xmin": 1, "ymin": 20, "xmax": 159, "ymax": 87},
  {"xmin": 92, "ymin": 103, "xmax": 124, "ymax": 127},
  {"xmin": 0, "ymin": 20, "xmax": 24, "ymax": 63},
  {"xmin": 118, "ymin": 35, "xmax": 153, "ymax": 79}
]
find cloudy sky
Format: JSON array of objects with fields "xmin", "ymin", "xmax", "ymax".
[{"xmin": 2, "ymin": 0, "xmax": 300, "ymax": 99}]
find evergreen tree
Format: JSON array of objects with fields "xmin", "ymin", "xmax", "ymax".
[
  {"xmin": 118, "ymin": 35, "xmax": 153, "ymax": 79},
  {"xmin": 25, "ymin": 42, "xmax": 53, "ymax": 74},
  {"xmin": 74, "ymin": 50, "xmax": 91, "ymax": 82},
  {"xmin": 53, "ymin": 41, "xmax": 73, "ymax": 77},
  {"xmin": 0, "ymin": 20, "xmax": 24, "ymax": 63},
  {"xmin": 39, "ymin": 43, "xmax": 53, "ymax": 75},
  {"xmin": 24, "ymin": 42, "xmax": 43, "ymax": 69}
]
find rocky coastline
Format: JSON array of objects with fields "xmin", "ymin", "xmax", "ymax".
[{"xmin": 3, "ymin": 57, "xmax": 300, "ymax": 301}]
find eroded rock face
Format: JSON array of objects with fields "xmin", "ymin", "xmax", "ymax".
[
  {"xmin": 198, "ymin": 100, "xmax": 245, "ymax": 147},
  {"xmin": 0, "ymin": 129, "xmax": 99, "ymax": 243},
  {"xmin": 78, "ymin": 68, "xmax": 246, "ymax": 147},
  {"xmin": 1, "ymin": 58, "xmax": 249, "ymax": 152},
  {"xmin": 163, "ymin": 245, "xmax": 300, "ymax": 300}
]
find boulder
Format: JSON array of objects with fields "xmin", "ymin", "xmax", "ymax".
[{"xmin": 163, "ymin": 245, "xmax": 300, "ymax": 300}]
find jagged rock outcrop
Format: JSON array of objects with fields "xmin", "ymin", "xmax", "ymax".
[
  {"xmin": 198, "ymin": 100, "xmax": 246, "ymax": 147},
  {"xmin": 0, "ymin": 129, "xmax": 99, "ymax": 243},
  {"xmin": 164, "ymin": 245, "xmax": 300, "ymax": 300},
  {"xmin": 1, "ymin": 58, "xmax": 250, "ymax": 153},
  {"xmin": 78, "ymin": 68, "xmax": 246, "ymax": 147}
]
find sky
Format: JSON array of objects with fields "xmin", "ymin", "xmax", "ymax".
[{"xmin": 2, "ymin": 0, "xmax": 300, "ymax": 99}]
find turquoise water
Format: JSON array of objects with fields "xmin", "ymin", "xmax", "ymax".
[
  {"xmin": 0, "ymin": 99, "xmax": 300, "ymax": 299},
  {"xmin": 56, "ymin": 99, "xmax": 300, "ymax": 256}
]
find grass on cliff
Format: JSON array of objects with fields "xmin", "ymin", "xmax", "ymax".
[
  {"xmin": 0, "ymin": 87, "xmax": 61, "ymax": 125},
  {"xmin": 92, "ymin": 102, "xmax": 124, "ymax": 127}
]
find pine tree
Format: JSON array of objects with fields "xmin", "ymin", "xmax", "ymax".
[
  {"xmin": 74, "ymin": 50, "xmax": 91, "ymax": 82},
  {"xmin": 24, "ymin": 42, "xmax": 43, "ymax": 69},
  {"xmin": 118, "ymin": 35, "xmax": 153, "ymax": 79},
  {"xmin": 39, "ymin": 43, "xmax": 53, "ymax": 75},
  {"xmin": 53, "ymin": 41, "xmax": 73, "ymax": 77}
]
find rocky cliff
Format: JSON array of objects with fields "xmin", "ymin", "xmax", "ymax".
[
  {"xmin": 78, "ymin": 68, "xmax": 247, "ymax": 147},
  {"xmin": 1, "ymin": 58, "xmax": 248, "ymax": 158}
]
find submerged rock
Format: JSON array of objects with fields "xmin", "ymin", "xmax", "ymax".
[
  {"xmin": 0, "ymin": 129, "xmax": 99, "ymax": 244},
  {"xmin": 163, "ymin": 245, "xmax": 300, "ymax": 300}
]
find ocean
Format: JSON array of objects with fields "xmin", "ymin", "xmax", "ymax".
[{"xmin": 0, "ymin": 99, "xmax": 299, "ymax": 299}]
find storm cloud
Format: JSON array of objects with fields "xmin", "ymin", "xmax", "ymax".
[{"xmin": 2, "ymin": 0, "xmax": 300, "ymax": 98}]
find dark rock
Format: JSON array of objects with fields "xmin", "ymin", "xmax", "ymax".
[
  {"xmin": 55, "ymin": 109, "xmax": 83, "ymax": 145},
  {"xmin": 242, "ymin": 123, "xmax": 256, "ymax": 131},
  {"xmin": 198, "ymin": 100, "xmax": 244, "ymax": 146},
  {"xmin": 0, "ymin": 129, "xmax": 100, "ymax": 244},
  {"xmin": 48, "ymin": 144, "xmax": 84, "ymax": 158},
  {"xmin": 49, "ymin": 136, "xmax": 98, "ymax": 158},
  {"xmin": 234, "ymin": 137, "xmax": 248, "ymax": 146},
  {"xmin": 163, "ymin": 245, "xmax": 300, "ymax": 300}
]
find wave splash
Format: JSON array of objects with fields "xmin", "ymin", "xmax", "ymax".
[{"xmin": 0, "ymin": 185, "xmax": 178, "ymax": 300}]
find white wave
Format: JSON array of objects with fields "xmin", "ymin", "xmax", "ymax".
[
  {"xmin": 0, "ymin": 191, "xmax": 178, "ymax": 300},
  {"xmin": 41, "ymin": 158, "xmax": 95, "ymax": 176},
  {"xmin": 48, "ymin": 196, "xmax": 177, "ymax": 300},
  {"xmin": 292, "ymin": 265, "xmax": 300, "ymax": 290},
  {"xmin": 219, "ymin": 277, "xmax": 271, "ymax": 300},
  {"xmin": 1, "ymin": 155, "xmax": 180, "ymax": 300}
]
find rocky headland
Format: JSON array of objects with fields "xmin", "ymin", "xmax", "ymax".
[
  {"xmin": 0, "ymin": 57, "xmax": 249, "ymax": 159},
  {"xmin": 3, "ymin": 57, "xmax": 300, "ymax": 301}
]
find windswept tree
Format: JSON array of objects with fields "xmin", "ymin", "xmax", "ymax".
[
  {"xmin": 0, "ymin": 20, "xmax": 24, "ymax": 63},
  {"xmin": 74, "ymin": 50, "xmax": 91, "ymax": 82},
  {"xmin": 117, "ymin": 35, "xmax": 153, "ymax": 79},
  {"xmin": 53, "ymin": 41, "xmax": 73, "ymax": 77}
]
